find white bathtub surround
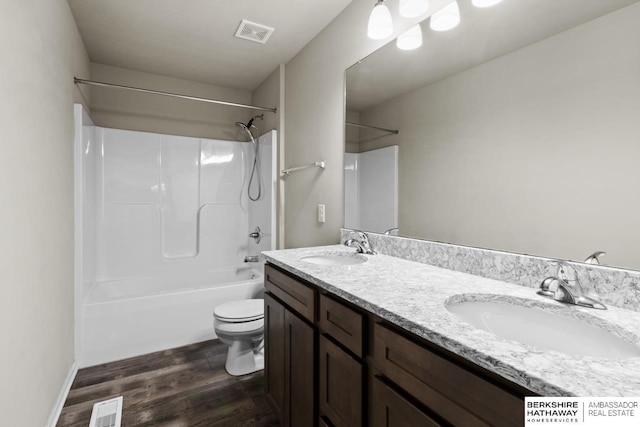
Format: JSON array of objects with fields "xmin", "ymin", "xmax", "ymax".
[
  {"xmin": 341, "ymin": 229, "xmax": 640, "ymax": 313},
  {"xmin": 247, "ymin": 131, "xmax": 277, "ymax": 258},
  {"xmin": 344, "ymin": 146, "xmax": 398, "ymax": 234},
  {"xmin": 263, "ymin": 245, "xmax": 640, "ymax": 396},
  {"xmin": 75, "ymin": 108, "xmax": 275, "ymax": 367}
]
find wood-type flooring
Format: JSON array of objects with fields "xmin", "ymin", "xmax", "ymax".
[{"xmin": 56, "ymin": 340, "xmax": 278, "ymax": 427}]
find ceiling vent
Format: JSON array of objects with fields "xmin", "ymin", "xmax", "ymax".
[{"xmin": 234, "ymin": 19, "xmax": 275, "ymax": 44}]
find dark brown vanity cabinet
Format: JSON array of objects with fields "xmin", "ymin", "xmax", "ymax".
[
  {"xmin": 264, "ymin": 263, "xmax": 531, "ymax": 427},
  {"xmin": 370, "ymin": 376, "xmax": 443, "ymax": 427},
  {"xmin": 318, "ymin": 293, "xmax": 365, "ymax": 427},
  {"xmin": 264, "ymin": 267, "xmax": 316, "ymax": 427},
  {"xmin": 372, "ymin": 323, "xmax": 526, "ymax": 426}
]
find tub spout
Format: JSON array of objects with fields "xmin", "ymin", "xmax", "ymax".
[{"xmin": 244, "ymin": 255, "xmax": 259, "ymax": 263}]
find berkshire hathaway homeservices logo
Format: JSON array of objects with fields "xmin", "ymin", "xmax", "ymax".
[{"xmin": 525, "ymin": 397, "xmax": 640, "ymax": 426}]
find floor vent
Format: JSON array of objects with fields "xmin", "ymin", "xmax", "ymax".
[
  {"xmin": 89, "ymin": 396, "xmax": 123, "ymax": 427},
  {"xmin": 234, "ymin": 19, "xmax": 275, "ymax": 44}
]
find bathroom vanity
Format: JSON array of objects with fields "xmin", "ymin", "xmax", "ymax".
[{"xmin": 262, "ymin": 245, "xmax": 640, "ymax": 427}]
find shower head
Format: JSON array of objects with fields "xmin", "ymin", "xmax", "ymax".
[
  {"xmin": 235, "ymin": 114, "xmax": 264, "ymax": 143},
  {"xmin": 235, "ymin": 121, "xmax": 250, "ymax": 131},
  {"xmin": 235, "ymin": 121, "xmax": 256, "ymax": 144}
]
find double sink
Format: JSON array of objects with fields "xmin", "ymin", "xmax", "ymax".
[{"xmin": 299, "ymin": 251, "xmax": 640, "ymax": 361}]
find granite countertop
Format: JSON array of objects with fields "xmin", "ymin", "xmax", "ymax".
[{"xmin": 262, "ymin": 245, "xmax": 640, "ymax": 397}]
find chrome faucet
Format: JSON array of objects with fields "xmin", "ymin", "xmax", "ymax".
[
  {"xmin": 244, "ymin": 255, "xmax": 259, "ymax": 263},
  {"xmin": 537, "ymin": 261, "xmax": 606, "ymax": 309},
  {"xmin": 344, "ymin": 231, "xmax": 376, "ymax": 255}
]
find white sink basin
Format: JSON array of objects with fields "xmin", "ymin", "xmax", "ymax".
[
  {"xmin": 300, "ymin": 253, "xmax": 367, "ymax": 266},
  {"xmin": 446, "ymin": 295, "xmax": 640, "ymax": 359}
]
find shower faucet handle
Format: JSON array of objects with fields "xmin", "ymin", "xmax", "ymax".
[{"xmin": 249, "ymin": 226, "xmax": 261, "ymax": 244}]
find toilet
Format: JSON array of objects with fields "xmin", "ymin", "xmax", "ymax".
[{"xmin": 213, "ymin": 299, "xmax": 265, "ymax": 376}]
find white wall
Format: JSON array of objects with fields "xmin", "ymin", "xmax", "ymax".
[
  {"xmin": 283, "ymin": 0, "xmax": 451, "ymax": 248},
  {"xmin": 359, "ymin": 3, "xmax": 640, "ymax": 268},
  {"xmin": 252, "ymin": 67, "xmax": 281, "ymax": 136},
  {"xmin": 0, "ymin": 0, "xmax": 90, "ymax": 425},
  {"xmin": 90, "ymin": 62, "xmax": 253, "ymax": 141}
]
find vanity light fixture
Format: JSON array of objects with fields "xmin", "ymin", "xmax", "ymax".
[
  {"xmin": 472, "ymin": 0, "xmax": 504, "ymax": 8},
  {"xmin": 367, "ymin": 0, "xmax": 394, "ymax": 40},
  {"xmin": 399, "ymin": 0, "xmax": 430, "ymax": 18},
  {"xmin": 430, "ymin": 0, "xmax": 460, "ymax": 31},
  {"xmin": 397, "ymin": 24, "xmax": 423, "ymax": 50}
]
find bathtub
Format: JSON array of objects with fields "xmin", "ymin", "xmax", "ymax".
[{"xmin": 80, "ymin": 265, "xmax": 264, "ymax": 367}]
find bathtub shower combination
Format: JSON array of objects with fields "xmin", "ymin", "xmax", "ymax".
[{"xmin": 75, "ymin": 107, "xmax": 275, "ymax": 367}]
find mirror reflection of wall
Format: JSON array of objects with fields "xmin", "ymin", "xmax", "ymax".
[
  {"xmin": 344, "ymin": 146, "xmax": 398, "ymax": 234},
  {"xmin": 345, "ymin": 0, "xmax": 640, "ymax": 270}
]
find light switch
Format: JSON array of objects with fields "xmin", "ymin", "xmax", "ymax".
[{"xmin": 318, "ymin": 204, "xmax": 326, "ymax": 223}]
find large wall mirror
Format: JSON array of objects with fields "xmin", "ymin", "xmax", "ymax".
[{"xmin": 345, "ymin": 0, "xmax": 640, "ymax": 271}]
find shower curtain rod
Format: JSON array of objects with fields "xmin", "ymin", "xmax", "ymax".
[
  {"xmin": 74, "ymin": 78, "xmax": 277, "ymax": 113},
  {"xmin": 346, "ymin": 121, "xmax": 399, "ymax": 135}
]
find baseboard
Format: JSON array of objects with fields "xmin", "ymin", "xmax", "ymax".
[{"xmin": 45, "ymin": 361, "xmax": 78, "ymax": 427}]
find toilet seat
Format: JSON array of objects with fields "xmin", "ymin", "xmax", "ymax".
[
  {"xmin": 214, "ymin": 299, "xmax": 264, "ymax": 323},
  {"xmin": 215, "ymin": 317, "xmax": 264, "ymax": 335}
]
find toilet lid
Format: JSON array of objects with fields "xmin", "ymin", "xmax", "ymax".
[{"xmin": 214, "ymin": 299, "xmax": 264, "ymax": 322}]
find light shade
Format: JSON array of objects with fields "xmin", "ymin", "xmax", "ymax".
[
  {"xmin": 472, "ymin": 0, "xmax": 504, "ymax": 7},
  {"xmin": 430, "ymin": 1, "xmax": 460, "ymax": 32},
  {"xmin": 399, "ymin": 0, "xmax": 430, "ymax": 18},
  {"xmin": 396, "ymin": 24, "xmax": 423, "ymax": 50},
  {"xmin": 367, "ymin": 1, "xmax": 393, "ymax": 40}
]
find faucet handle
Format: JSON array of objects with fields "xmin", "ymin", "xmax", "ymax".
[
  {"xmin": 584, "ymin": 251, "xmax": 606, "ymax": 265},
  {"xmin": 353, "ymin": 230, "xmax": 367, "ymax": 240},
  {"xmin": 550, "ymin": 261, "xmax": 578, "ymax": 284},
  {"xmin": 346, "ymin": 230, "xmax": 376, "ymax": 255}
]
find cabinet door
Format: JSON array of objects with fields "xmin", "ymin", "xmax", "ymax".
[
  {"xmin": 319, "ymin": 335, "xmax": 363, "ymax": 427},
  {"xmin": 265, "ymin": 294, "xmax": 286, "ymax": 421},
  {"xmin": 371, "ymin": 376, "xmax": 442, "ymax": 427},
  {"xmin": 285, "ymin": 309, "xmax": 315, "ymax": 427}
]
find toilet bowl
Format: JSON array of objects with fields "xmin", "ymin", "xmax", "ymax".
[{"xmin": 213, "ymin": 299, "xmax": 264, "ymax": 376}]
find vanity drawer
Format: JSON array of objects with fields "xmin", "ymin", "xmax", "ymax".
[
  {"xmin": 319, "ymin": 293, "xmax": 364, "ymax": 357},
  {"xmin": 265, "ymin": 264, "xmax": 315, "ymax": 322},
  {"xmin": 373, "ymin": 323, "xmax": 523, "ymax": 427},
  {"xmin": 371, "ymin": 376, "xmax": 443, "ymax": 427}
]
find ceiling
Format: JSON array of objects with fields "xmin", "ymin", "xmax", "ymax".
[
  {"xmin": 68, "ymin": 0, "xmax": 352, "ymax": 90},
  {"xmin": 347, "ymin": 0, "xmax": 639, "ymax": 111}
]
